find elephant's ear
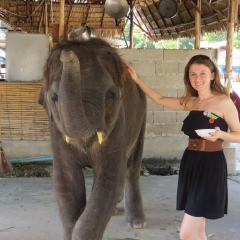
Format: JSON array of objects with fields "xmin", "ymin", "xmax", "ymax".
[
  {"xmin": 38, "ymin": 84, "xmax": 52, "ymax": 121},
  {"xmin": 114, "ymin": 59, "xmax": 127, "ymax": 88}
]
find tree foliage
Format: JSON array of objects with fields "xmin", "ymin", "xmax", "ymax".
[
  {"xmin": 202, "ymin": 32, "xmax": 227, "ymax": 43},
  {"xmin": 234, "ymin": 32, "xmax": 240, "ymax": 49},
  {"xmin": 123, "ymin": 21, "xmax": 240, "ymax": 50},
  {"xmin": 178, "ymin": 38, "xmax": 195, "ymax": 49}
]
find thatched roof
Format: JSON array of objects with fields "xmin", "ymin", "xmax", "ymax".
[
  {"xmin": 135, "ymin": 0, "xmax": 239, "ymax": 40},
  {"xmin": 0, "ymin": 0, "xmax": 239, "ymax": 41}
]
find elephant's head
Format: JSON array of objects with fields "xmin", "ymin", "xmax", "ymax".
[{"xmin": 39, "ymin": 38, "xmax": 127, "ymax": 152}]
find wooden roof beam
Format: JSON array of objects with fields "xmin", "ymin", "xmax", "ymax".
[
  {"xmin": 38, "ymin": 4, "xmax": 44, "ymax": 33},
  {"xmin": 190, "ymin": 0, "xmax": 202, "ymax": 13},
  {"xmin": 195, "ymin": 0, "xmax": 201, "ymax": 49},
  {"xmin": 66, "ymin": 5, "xmax": 73, "ymax": 25},
  {"xmin": 0, "ymin": 8, "xmax": 10, "ymax": 26},
  {"xmin": 138, "ymin": 5, "xmax": 156, "ymax": 34},
  {"xmin": 151, "ymin": 22, "xmax": 226, "ymax": 36},
  {"xmin": 134, "ymin": 3, "xmax": 154, "ymax": 31},
  {"xmin": 134, "ymin": 1, "xmax": 162, "ymax": 39},
  {"xmin": 101, "ymin": 6, "xmax": 105, "ymax": 28},
  {"xmin": 26, "ymin": 1, "xmax": 33, "ymax": 27},
  {"xmin": 16, "ymin": 0, "xmax": 19, "ymax": 27},
  {"xmin": 151, "ymin": 0, "xmax": 171, "ymax": 38},
  {"xmin": 59, "ymin": 0, "xmax": 65, "ymax": 42},
  {"xmin": 183, "ymin": 1, "xmax": 194, "ymax": 21},
  {"xmin": 147, "ymin": 1, "xmax": 163, "ymax": 40},
  {"xmin": 128, "ymin": 2, "xmax": 134, "ymax": 48},
  {"xmin": 202, "ymin": 0, "xmax": 228, "ymax": 19},
  {"xmin": 26, "ymin": 1, "xmax": 45, "ymax": 22},
  {"xmin": 44, "ymin": 1, "xmax": 48, "ymax": 34},
  {"xmin": 126, "ymin": 11, "xmax": 155, "ymax": 40},
  {"xmin": 3, "ymin": 0, "xmax": 103, "ymax": 6},
  {"xmin": 149, "ymin": 12, "xmax": 225, "ymax": 31},
  {"xmin": 83, "ymin": 5, "xmax": 91, "ymax": 25},
  {"xmin": 225, "ymin": 0, "xmax": 238, "ymax": 91}
]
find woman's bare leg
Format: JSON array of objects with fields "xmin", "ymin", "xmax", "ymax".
[
  {"xmin": 198, "ymin": 218, "xmax": 207, "ymax": 240},
  {"xmin": 179, "ymin": 213, "xmax": 207, "ymax": 240}
]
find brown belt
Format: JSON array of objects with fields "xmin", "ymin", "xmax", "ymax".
[{"xmin": 188, "ymin": 138, "xmax": 223, "ymax": 152}]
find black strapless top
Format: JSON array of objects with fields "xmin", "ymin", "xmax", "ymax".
[{"xmin": 181, "ymin": 110, "xmax": 228, "ymax": 139}]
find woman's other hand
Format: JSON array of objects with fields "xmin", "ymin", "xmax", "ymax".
[{"xmin": 203, "ymin": 127, "xmax": 222, "ymax": 142}]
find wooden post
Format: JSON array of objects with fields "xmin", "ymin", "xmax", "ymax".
[
  {"xmin": 224, "ymin": 0, "xmax": 238, "ymax": 92},
  {"xmin": 195, "ymin": 0, "xmax": 201, "ymax": 49},
  {"xmin": 59, "ymin": 0, "xmax": 65, "ymax": 42},
  {"xmin": 129, "ymin": 2, "xmax": 134, "ymax": 49},
  {"xmin": 44, "ymin": 0, "xmax": 48, "ymax": 34},
  {"xmin": 0, "ymin": 95, "xmax": 13, "ymax": 172}
]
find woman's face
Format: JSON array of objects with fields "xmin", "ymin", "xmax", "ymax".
[{"xmin": 188, "ymin": 63, "xmax": 215, "ymax": 92}]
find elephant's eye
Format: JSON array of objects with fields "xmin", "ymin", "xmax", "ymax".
[
  {"xmin": 106, "ymin": 91, "xmax": 116, "ymax": 101},
  {"xmin": 51, "ymin": 92, "xmax": 58, "ymax": 102},
  {"xmin": 106, "ymin": 86, "xmax": 117, "ymax": 100},
  {"xmin": 107, "ymin": 91, "xmax": 116, "ymax": 99}
]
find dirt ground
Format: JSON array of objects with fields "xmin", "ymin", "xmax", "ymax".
[{"xmin": 1, "ymin": 175, "xmax": 240, "ymax": 240}]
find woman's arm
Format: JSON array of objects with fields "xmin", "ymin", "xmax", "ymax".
[
  {"xmin": 221, "ymin": 97, "xmax": 240, "ymax": 143},
  {"xmin": 206, "ymin": 97, "xmax": 240, "ymax": 143},
  {"xmin": 126, "ymin": 64, "xmax": 185, "ymax": 111}
]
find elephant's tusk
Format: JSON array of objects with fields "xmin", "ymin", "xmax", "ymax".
[
  {"xmin": 97, "ymin": 132, "xmax": 103, "ymax": 144},
  {"xmin": 65, "ymin": 136, "xmax": 71, "ymax": 144}
]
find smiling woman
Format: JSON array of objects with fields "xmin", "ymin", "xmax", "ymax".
[{"xmin": 126, "ymin": 54, "xmax": 240, "ymax": 240}]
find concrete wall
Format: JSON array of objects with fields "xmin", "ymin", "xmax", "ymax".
[{"xmin": 2, "ymin": 48, "xmax": 237, "ymax": 175}]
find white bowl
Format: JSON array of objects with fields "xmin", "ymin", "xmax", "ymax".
[{"xmin": 195, "ymin": 129, "xmax": 216, "ymax": 137}]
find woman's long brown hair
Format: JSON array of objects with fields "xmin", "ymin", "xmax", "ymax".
[{"xmin": 180, "ymin": 54, "xmax": 229, "ymax": 109}]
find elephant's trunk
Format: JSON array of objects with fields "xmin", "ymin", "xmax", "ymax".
[{"xmin": 59, "ymin": 49, "xmax": 94, "ymax": 139}]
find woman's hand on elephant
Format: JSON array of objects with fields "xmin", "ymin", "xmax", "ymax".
[{"xmin": 125, "ymin": 64, "xmax": 139, "ymax": 83}]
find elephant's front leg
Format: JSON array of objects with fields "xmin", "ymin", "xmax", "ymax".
[
  {"xmin": 54, "ymin": 161, "xmax": 86, "ymax": 240},
  {"xmin": 71, "ymin": 160, "xmax": 126, "ymax": 240}
]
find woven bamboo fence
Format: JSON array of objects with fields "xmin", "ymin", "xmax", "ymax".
[{"xmin": 0, "ymin": 81, "xmax": 50, "ymax": 141}]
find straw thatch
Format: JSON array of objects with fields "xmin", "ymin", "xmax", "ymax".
[
  {"xmin": 0, "ymin": 81, "xmax": 50, "ymax": 141},
  {"xmin": 0, "ymin": 0, "xmax": 239, "ymax": 41},
  {"xmin": 0, "ymin": 0, "xmax": 126, "ymax": 39},
  {"xmin": 134, "ymin": 0, "xmax": 239, "ymax": 41}
]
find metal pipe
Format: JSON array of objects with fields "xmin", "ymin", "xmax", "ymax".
[{"xmin": 10, "ymin": 155, "xmax": 53, "ymax": 163}]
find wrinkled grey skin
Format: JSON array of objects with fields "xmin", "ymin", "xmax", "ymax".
[{"xmin": 39, "ymin": 38, "xmax": 146, "ymax": 240}]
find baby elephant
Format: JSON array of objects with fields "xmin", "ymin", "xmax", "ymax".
[{"xmin": 39, "ymin": 38, "xmax": 146, "ymax": 240}]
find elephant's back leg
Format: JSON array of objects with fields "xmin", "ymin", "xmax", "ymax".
[{"xmin": 125, "ymin": 121, "xmax": 146, "ymax": 229}]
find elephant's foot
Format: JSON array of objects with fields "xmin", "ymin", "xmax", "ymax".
[
  {"xmin": 72, "ymin": 233, "xmax": 102, "ymax": 240},
  {"xmin": 126, "ymin": 214, "xmax": 146, "ymax": 229},
  {"xmin": 71, "ymin": 223, "xmax": 103, "ymax": 240},
  {"xmin": 72, "ymin": 233, "xmax": 95, "ymax": 240}
]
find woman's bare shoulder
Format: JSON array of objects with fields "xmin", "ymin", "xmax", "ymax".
[
  {"xmin": 217, "ymin": 94, "xmax": 232, "ymax": 104},
  {"xmin": 215, "ymin": 94, "xmax": 237, "ymax": 116},
  {"xmin": 184, "ymin": 96, "xmax": 199, "ymax": 110}
]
